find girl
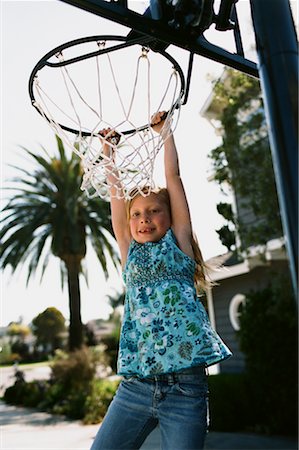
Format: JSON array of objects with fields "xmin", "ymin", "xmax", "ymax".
[{"xmin": 90, "ymin": 112, "xmax": 232, "ymax": 450}]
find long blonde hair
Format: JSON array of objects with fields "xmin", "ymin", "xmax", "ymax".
[
  {"xmin": 190, "ymin": 233, "xmax": 213, "ymax": 295},
  {"xmin": 126, "ymin": 187, "xmax": 211, "ymax": 294}
]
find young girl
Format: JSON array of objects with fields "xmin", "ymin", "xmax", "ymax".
[{"xmin": 90, "ymin": 112, "xmax": 232, "ymax": 450}]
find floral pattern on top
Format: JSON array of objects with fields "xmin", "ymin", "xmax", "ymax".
[{"xmin": 118, "ymin": 228, "xmax": 232, "ymax": 378}]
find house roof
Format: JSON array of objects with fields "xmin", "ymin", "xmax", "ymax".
[{"xmin": 206, "ymin": 237, "xmax": 286, "ymax": 282}]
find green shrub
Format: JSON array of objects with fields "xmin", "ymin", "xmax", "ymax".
[
  {"xmin": 83, "ymin": 378, "xmax": 120, "ymax": 424},
  {"xmin": 23, "ymin": 381, "xmax": 48, "ymax": 407},
  {"xmin": 38, "ymin": 346, "xmax": 97, "ymax": 419},
  {"xmin": 208, "ymin": 373, "xmax": 254, "ymax": 432},
  {"xmin": 38, "ymin": 380, "xmax": 67, "ymax": 411},
  {"xmin": 0, "ymin": 343, "xmax": 13, "ymax": 365},
  {"xmin": 101, "ymin": 324, "xmax": 120, "ymax": 373},
  {"xmin": 51, "ymin": 389, "xmax": 87, "ymax": 420},
  {"xmin": 4, "ymin": 383, "xmax": 25, "ymax": 405},
  {"xmin": 4, "ymin": 380, "xmax": 47, "ymax": 407},
  {"xmin": 238, "ymin": 275, "xmax": 298, "ymax": 435},
  {"xmin": 208, "ymin": 276, "xmax": 297, "ymax": 436},
  {"xmin": 50, "ymin": 346, "xmax": 96, "ymax": 389},
  {"xmin": 3, "ymin": 346, "xmax": 119, "ymax": 422}
]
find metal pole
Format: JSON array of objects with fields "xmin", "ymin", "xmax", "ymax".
[{"xmin": 250, "ymin": 0, "xmax": 298, "ymax": 299}]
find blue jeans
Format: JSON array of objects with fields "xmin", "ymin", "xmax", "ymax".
[{"xmin": 90, "ymin": 366, "xmax": 209, "ymax": 450}]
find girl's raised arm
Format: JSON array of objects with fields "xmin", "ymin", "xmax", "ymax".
[
  {"xmin": 151, "ymin": 112, "xmax": 194, "ymax": 259},
  {"xmin": 100, "ymin": 129, "xmax": 131, "ymax": 267}
]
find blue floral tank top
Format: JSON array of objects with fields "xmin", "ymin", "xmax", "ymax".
[{"xmin": 118, "ymin": 228, "xmax": 232, "ymax": 378}]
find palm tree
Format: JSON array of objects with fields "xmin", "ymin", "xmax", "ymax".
[{"xmin": 1, "ymin": 136, "xmax": 120, "ymax": 350}]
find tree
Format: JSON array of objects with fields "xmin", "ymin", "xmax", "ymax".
[
  {"xmin": 7, "ymin": 321, "xmax": 31, "ymax": 362},
  {"xmin": 31, "ymin": 307, "xmax": 66, "ymax": 354},
  {"xmin": 7, "ymin": 322, "xmax": 31, "ymax": 340},
  {"xmin": 106, "ymin": 290, "xmax": 125, "ymax": 316},
  {"xmin": 1, "ymin": 137, "xmax": 120, "ymax": 350},
  {"xmin": 215, "ymin": 202, "xmax": 236, "ymax": 251},
  {"xmin": 208, "ymin": 69, "xmax": 283, "ymax": 251},
  {"xmin": 100, "ymin": 290, "xmax": 125, "ymax": 372}
]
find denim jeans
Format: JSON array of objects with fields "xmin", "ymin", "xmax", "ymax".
[{"xmin": 90, "ymin": 366, "xmax": 209, "ymax": 450}]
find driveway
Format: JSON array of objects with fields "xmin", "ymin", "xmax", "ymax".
[{"xmin": 1, "ymin": 401, "xmax": 297, "ymax": 450}]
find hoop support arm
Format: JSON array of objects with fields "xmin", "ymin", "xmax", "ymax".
[
  {"xmin": 181, "ymin": 52, "xmax": 194, "ymax": 106},
  {"xmin": 58, "ymin": 0, "xmax": 259, "ymax": 78},
  {"xmin": 45, "ymin": 35, "xmax": 154, "ymax": 68}
]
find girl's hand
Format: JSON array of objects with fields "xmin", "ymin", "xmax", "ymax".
[
  {"xmin": 151, "ymin": 111, "xmax": 168, "ymax": 135},
  {"xmin": 98, "ymin": 128, "xmax": 121, "ymax": 156}
]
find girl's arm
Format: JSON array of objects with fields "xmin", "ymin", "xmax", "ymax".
[
  {"xmin": 100, "ymin": 129, "xmax": 131, "ymax": 267},
  {"xmin": 152, "ymin": 112, "xmax": 194, "ymax": 259}
]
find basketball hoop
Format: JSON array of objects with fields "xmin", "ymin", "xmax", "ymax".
[{"xmin": 29, "ymin": 35, "xmax": 190, "ymax": 199}]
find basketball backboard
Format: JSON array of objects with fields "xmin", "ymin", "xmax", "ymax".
[{"xmin": 59, "ymin": 0, "xmax": 258, "ymax": 77}]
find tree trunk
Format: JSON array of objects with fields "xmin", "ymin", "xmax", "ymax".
[{"xmin": 66, "ymin": 256, "xmax": 83, "ymax": 350}]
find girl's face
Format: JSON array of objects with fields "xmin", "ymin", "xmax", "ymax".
[{"xmin": 129, "ymin": 193, "xmax": 171, "ymax": 244}]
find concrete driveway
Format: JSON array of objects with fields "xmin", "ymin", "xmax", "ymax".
[
  {"xmin": 1, "ymin": 366, "xmax": 297, "ymax": 450},
  {"xmin": 1, "ymin": 401, "xmax": 297, "ymax": 450}
]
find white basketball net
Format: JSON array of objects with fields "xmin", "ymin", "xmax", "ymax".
[{"xmin": 32, "ymin": 40, "xmax": 184, "ymax": 199}]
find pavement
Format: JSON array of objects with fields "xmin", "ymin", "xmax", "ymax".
[{"xmin": 0, "ymin": 401, "xmax": 297, "ymax": 450}]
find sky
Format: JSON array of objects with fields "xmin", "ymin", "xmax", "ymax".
[{"xmin": 0, "ymin": 0, "xmax": 282, "ymax": 327}]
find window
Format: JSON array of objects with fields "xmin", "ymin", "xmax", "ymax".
[{"xmin": 229, "ymin": 294, "xmax": 246, "ymax": 331}]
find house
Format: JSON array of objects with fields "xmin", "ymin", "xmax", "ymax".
[
  {"xmin": 206, "ymin": 238, "xmax": 287, "ymax": 374},
  {"xmin": 200, "ymin": 70, "xmax": 288, "ymax": 374}
]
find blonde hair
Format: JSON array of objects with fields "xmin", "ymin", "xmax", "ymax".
[
  {"xmin": 190, "ymin": 233, "xmax": 213, "ymax": 295},
  {"xmin": 126, "ymin": 186, "xmax": 211, "ymax": 295}
]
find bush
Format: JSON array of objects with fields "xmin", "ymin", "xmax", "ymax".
[
  {"xmin": 101, "ymin": 335, "xmax": 119, "ymax": 373},
  {"xmin": 208, "ymin": 373, "xmax": 254, "ymax": 432},
  {"xmin": 238, "ymin": 275, "xmax": 298, "ymax": 435},
  {"xmin": 50, "ymin": 346, "xmax": 96, "ymax": 388},
  {"xmin": 4, "ymin": 379, "xmax": 48, "ymax": 407},
  {"xmin": 10, "ymin": 340, "xmax": 31, "ymax": 361},
  {"xmin": 4, "ymin": 383, "xmax": 25, "ymax": 405},
  {"xmin": 208, "ymin": 276, "xmax": 298, "ymax": 436},
  {"xmin": 83, "ymin": 378, "xmax": 120, "ymax": 424},
  {"xmin": 23, "ymin": 381, "xmax": 48, "ymax": 407},
  {"xmin": 4, "ymin": 345, "xmax": 119, "ymax": 423},
  {"xmin": 49, "ymin": 388, "xmax": 88, "ymax": 419},
  {"xmin": 101, "ymin": 321, "xmax": 121, "ymax": 373},
  {"xmin": 38, "ymin": 346, "xmax": 97, "ymax": 419}
]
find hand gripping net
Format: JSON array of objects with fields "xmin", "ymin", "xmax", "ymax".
[{"xmin": 30, "ymin": 37, "xmax": 185, "ymax": 200}]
